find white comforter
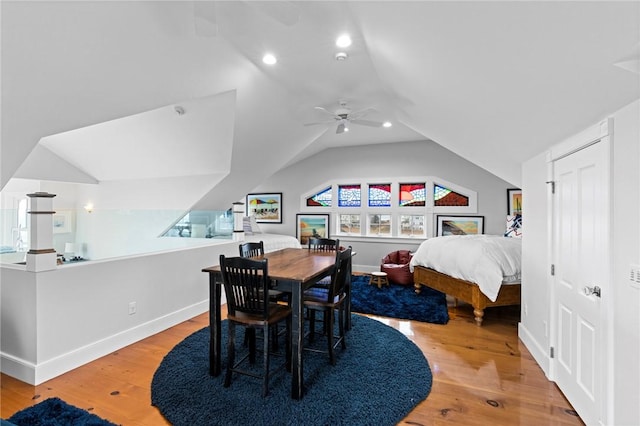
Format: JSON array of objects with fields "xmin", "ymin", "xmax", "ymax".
[
  {"xmin": 409, "ymin": 235, "xmax": 521, "ymax": 302},
  {"xmin": 244, "ymin": 233, "xmax": 302, "ymax": 252}
]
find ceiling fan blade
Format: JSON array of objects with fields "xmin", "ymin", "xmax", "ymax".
[
  {"xmin": 193, "ymin": 1, "xmax": 218, "ymax": 37},
  {"xmin": 336, "ymin": 123, "xmax": 346, "ymax": 134},
  {"xmin": 351, "ymin": 119, "xmax": 383, "ymax": 127},
  {"xmin": 313, "ymin": 106, "xmax": 336, "ymax": 117},
  {"xmin": 349, "ymin": 107, "xmax": 376, "ymax": 119},
  {"xmin": 304, "ymin": 120, "xmax": 333, "ymax": 127}
]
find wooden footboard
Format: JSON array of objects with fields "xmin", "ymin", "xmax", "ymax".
[{"xmin": 413, "ymin": 266, "xmax": 521, "ymax": 326}]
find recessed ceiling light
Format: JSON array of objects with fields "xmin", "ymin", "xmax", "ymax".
[
  {"xmin": 383, "ymin": 121, "xmax": 392, "ymax": 128},
  {"xmin": 335, "ymin": 52, "xmax": 348, "ymax": 61},
  {"xmin": 336, "ymin": 34, "xmax": 352, "ymax": 48},
  {"xmin": 262, "ymin": 53, "xmax": 277, "ymax": 65}
]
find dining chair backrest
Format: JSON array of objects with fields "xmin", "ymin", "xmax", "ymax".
[
  {"xmin": 239, "ymin": 241, "xmax": 264, "ymax": 258},
  {"xmin": 327, "ymin": 246, "xmax": 352, "ymax": 302},
  {"xmin": 219, "ymin": 255, "xmax": 270, "ymax": 318},
  {"xmin": 308, "ymin": 237, "xmax": 339, "ymax": 252}
]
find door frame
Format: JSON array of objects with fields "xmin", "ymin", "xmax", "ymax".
[{"xmin": 546, "ymin": 118, "xmax": 613, "ymax": 426}]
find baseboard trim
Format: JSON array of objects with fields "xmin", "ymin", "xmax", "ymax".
[
  {"xmin": 518, "ymin": 322, "xmax": 550, "ymax": 378},
  {"xmin": 1, "ymin": 300, "xmax": 209, "ymax": 385}
]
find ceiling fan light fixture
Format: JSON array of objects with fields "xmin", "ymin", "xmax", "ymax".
[
  {"xmin": 262, "ymin": 53, "xmax": 277, "ymax": 65},
  {"xmin": 336, "ymin": 34, "xmax": 352, "ymax": 48}
]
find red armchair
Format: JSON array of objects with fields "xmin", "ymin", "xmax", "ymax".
[{"xmin": 380, "ymin": 250, "xmax": 414, "ymax": 285}]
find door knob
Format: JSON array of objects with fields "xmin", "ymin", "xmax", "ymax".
[{"xmin": 583, "ymin": 286, "xmax": 601, "ymax": 297}]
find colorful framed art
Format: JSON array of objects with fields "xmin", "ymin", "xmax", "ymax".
[
  {"xmin": 507, "ymin": 188, "xmax": 522, "ymax": 216},
  {"xmin": 246, "ymin": 192, "xmax": 282, "ymax": 223},
  {"xmin": 436, "ymin": 215, "xmax": 484, "ymax": 236},
  {"xmin": 296, "ymin": 214, "xmax": 330, "ymax": 245}
]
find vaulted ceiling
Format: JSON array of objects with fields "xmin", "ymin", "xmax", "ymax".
[{"xmin": 2, "ymin": 1, "xmax": 639, "ymax": 210}]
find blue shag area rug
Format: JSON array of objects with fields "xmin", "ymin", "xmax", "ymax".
[
  {"xmin": 5, "ymin": 397, "xmax": 117, "ymax": 426},
  {"xmin": 350, "ymin": 275, "xmax": 449, "ymax": 324},
  {"xmin": 151, "ymin": 314, "xmax": 432, "ymax": 426}
]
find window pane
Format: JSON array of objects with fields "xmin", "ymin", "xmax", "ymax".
[
  {"xmin": 434, "ymin": 184, "xmax": 469, "ymax": 206},
  {"xmin": 306, "ymin": 186, "xmax": 332, "ymax": 207},
  {"xmin": 399, "ymin": 183, "xmax": 426, "ymax": 207},
  {"xmin": 339, "ymin": 214, "xmax": 360, "ymax": 234},
  {"xmin": 368, "ymin": 214, "xmax": 391, "ymax": 236},
  {"xmin": 368, "ymin": 183, "xmax": 391, "ymax": 207},
  {"xmin": 338, "ymin": 184, "xmax": 361, "ymax": 207},
  {"xmin": 400, "ymin": 215, "xmax": 425, "ymax": 237}
]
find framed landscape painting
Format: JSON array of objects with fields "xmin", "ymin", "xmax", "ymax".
[
  {"xmin": 507, "ymin": 188, "xmax": 522, "ymax": 216},
  {"xmin": 436, "ymin": 215, "xmax": 484, "ymax": 236},
  {"xmin": 296, "ymin": 214, "xmax": 330, "ymax": 245},
  {"xmin": 246, "ymin": 192, "xmax": 282, "ymax": 223}
]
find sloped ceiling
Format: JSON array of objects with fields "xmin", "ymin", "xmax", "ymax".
[{"xmin": 2, "ymin": 1, "xmax": 639, "ymax": 209}]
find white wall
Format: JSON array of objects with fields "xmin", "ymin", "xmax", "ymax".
[
  {"xmin": 0, "ymin": 240, "xmax": 236, "ymax": 385},
  {"xmin": 518, "ymin": 152, "xmax": 551, "ymax": 371},
  {"xmin": 609, "ymin": 100, "xmax": 640, "ymax": 426},
  {"xmin": 520, "ymin": 99, "xmax": 640, "ymax": 426},
  {"xmin": 254, "ymin": 140, "xmax": 515, "ymax": 270}
]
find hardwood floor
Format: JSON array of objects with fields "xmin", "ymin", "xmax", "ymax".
[{"xmin": 0, "ymin": 301, "xmax": 584, "ymax": 425}]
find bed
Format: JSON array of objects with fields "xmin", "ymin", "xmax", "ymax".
[
  {"xmin": 242, "ymin": 233, "xmax": 302, "ymax": 252},
  {"xmin": 409, "ymin": 235, "xmax": 521, "ymax": 326}
]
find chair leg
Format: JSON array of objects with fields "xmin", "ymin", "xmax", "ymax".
[
  {"xmin": 262, "ymin": 324, "xmax": 270, "ymax": 397},
  {"xmin": 309, "ymin": 310, "xmax": 316, "ymax": 342},
  {"xmin": 224, "ymin": 323, "xmax": 235, "ymax": 388},
  {"xmin": 285, "ymin": 317, "xmax": 291, "ymax": 372},
  {"xmin": 327, "ymin": 309, "xmax": 335, "ymax": 365},
  {"xmin": 338, "ymin": 306, "xmax": 346, "ymax": 350},
  {"xmin": 248, "ymin": 328, "xmax": 256, "ymax": 364}
]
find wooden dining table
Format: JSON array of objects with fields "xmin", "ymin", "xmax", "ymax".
[{"xmin": 202, "ymin": 247, "xmax": 339, "ymax": 399}]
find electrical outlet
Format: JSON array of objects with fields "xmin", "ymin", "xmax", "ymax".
[
  {"xmin": 630, "ymin": 264, "xmax": 640, "ymax": 289},
  {"xmin": 128, "ymin": 301, "xmax": 137, "ymax": 315}
]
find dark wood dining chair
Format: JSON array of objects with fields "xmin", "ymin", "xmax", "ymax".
[
  {"xmin": 239, "ymin": 241, "xmax": 264, "ymax": 258},
  {"xmin": 238, "ymin": 241, "xmax": 287, "ymax": 349},
  {"xmin": 303, "ymin": 246, "xmax": 352, "ymax": 365},
  {"xmin": 308, "ymin": 238, "xmax": 340, "ymax": 287},
  {"xmin": 307, "ymin": 237, "xmax": 353, "ymax": 331},
  {"xmin": 219, "ymin": 255, "xmax": 291, "ymax": 397}
]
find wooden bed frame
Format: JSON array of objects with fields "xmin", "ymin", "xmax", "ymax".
[{"xmin": 413, "ymin": 266, "xmax": 521, "ymax": 326}]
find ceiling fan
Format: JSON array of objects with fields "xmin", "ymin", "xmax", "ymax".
[{"xmin": 304, "ymin": 100, "xmax": 384, "ymax": 134}]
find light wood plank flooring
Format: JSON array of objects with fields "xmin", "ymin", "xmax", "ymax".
[{"xmin": 1, "ymin": 300, "xmax": 584, "ymax": 425}]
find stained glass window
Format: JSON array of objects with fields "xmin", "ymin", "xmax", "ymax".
[
  {"xmin": 399, "ymin": 183, "xmax": 426, "ymax": 207},
  {"xmin": 368, "ymin": 183, "xmax": 391, "ymax": 207},
  {"xmin": 339, "ymin": 214, "xmax": 361, "ymax": 234},
  {"xmin": 434, "ymin": 184, "xmax": 469, "ymax": 206},
  {"xmin": 368, "ymin": 214, "xmax": 391, "ymax": 236},
  {"xmin": 338, "ymin": 184, "xmax": 361, "ymax": 207},
  {"xmin": 306, "ymin": 186, "xmax": 332, "ymax": 207}
]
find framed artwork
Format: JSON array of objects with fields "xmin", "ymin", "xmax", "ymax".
[
  {"xmin": 507, "ymin": 188, "xmax": 522, "ymax": 216},
  {"xmin": 246, "ymin": 192, "xmax": 282, "ymax": 223},
  {"xmin": 436, "ymin": 215, "xmax": 484, "ymax": 236},
  {"xmin": 296, "ymin": 214, "xmax": 330, "ymax": 245},
  {"xmin": 52, "ymin": 210, "xmax": 73, "ymax": 234}
]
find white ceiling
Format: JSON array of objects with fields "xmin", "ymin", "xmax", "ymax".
[{"xmin": 2, "ymin": 1, "xmax": 639, "ymax": 209}]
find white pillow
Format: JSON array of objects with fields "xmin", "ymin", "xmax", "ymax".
[
  {"xmin": 243, "ymin": 216, "xmax": 262, "ymax": 234},
  {"xmin": 505, "ymin": 214, "xmax": 522, "ymax": 238},
  {"xmin": 242, "ymin": 217, "xmax": 253, "ymax": 235},
  {"xmin": 249, "ymin": 215, "xmax": 262, "ymax": 233}
]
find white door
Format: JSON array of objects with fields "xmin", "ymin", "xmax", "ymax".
[{"xmin": 552, "ymin": 138, "xmax": 609, "ymax": 426}]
